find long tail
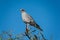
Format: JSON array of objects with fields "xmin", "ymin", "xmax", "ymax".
[{"xmin": 35, "ymin": 23, "xmax": 43, "ymax": 31}]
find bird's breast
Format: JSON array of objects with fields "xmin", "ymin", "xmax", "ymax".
[{"xmin": 22, "ymin": 13, "xmax": 30, "ymax": 22}]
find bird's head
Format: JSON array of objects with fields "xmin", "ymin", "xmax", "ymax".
[{"xmin": 20, "ymin": 9, "xmax": 25, "ymax": 13}]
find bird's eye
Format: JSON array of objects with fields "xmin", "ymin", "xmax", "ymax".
[{"xmin": 22, "ymin": 9, "xmax": 24, "ymax": 11}]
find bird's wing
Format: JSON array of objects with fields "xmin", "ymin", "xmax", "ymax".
[
  {"xmin": 26, "ymin": 14, "xmax": 43, "ymax": 31},
  {"xmin": 26, "ymin": 14, "xmax": 35, "ymax": 23}
]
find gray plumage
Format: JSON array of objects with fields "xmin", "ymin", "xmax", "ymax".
[{"xmin": 20, "ymin": 9, "xmax": 43, "ymax": 31}]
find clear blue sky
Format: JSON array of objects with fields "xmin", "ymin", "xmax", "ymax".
[{"xmin": 0, "ymin": 0, "xmax": 60, "ymax": 40}]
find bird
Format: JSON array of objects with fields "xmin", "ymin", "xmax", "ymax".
[{"xmin": 20, "ymin": 9, "xmax": 43, "ymax": 31}]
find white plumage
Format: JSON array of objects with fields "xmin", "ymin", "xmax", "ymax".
[{"xmin": 22, "ymin": 11, "xmax": 34, "ymax": 23}]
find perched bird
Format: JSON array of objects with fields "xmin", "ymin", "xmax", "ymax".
[{"xmin": 20, "ymin": 9, "xmax": 43, "ymax": 31}]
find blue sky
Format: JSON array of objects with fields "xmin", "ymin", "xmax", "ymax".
[{"xmin": 0, "ymin": 0, "xmax": 60, "ymax": 40}]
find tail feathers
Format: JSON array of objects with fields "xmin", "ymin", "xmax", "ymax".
[{"xmin": 35, "ymin": 23, "xmax": 43, "ymax": 31}]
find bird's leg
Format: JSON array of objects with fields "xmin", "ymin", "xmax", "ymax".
[
  {"xmin": 26, "ymin": 24, "xmax": 29, "ymax": 33},
  {"xmin": 26, "ymin": 23, "xmax": 29, "ymax": 29},
  {"xmin": 25, "ymin": 24, "xmax": 31, "ymax": 39},
  {"xmin": 26, "ymin": 24, "xmax": 28, "ymax": 29},
  {"xmin": 26, "ymin": 24, "xmax": 27, "ymax": 28}
]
